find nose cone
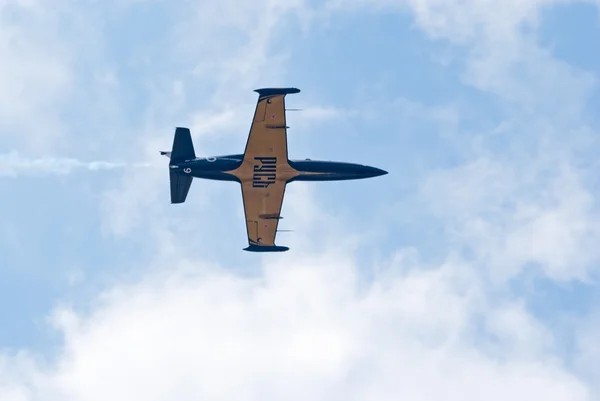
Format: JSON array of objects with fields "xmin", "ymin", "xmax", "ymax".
[{"xmin": 363, "ymin": 165, "xmax": 388, "ymax": 178}]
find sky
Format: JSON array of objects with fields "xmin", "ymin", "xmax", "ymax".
[{"xmin": 1, "ymin": 0, "xmax": 600, "ymax": 399}]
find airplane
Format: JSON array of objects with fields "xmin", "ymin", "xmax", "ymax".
[{"xmin": 160, "ymin": 87, "xmax": 387, "ymax": 252}]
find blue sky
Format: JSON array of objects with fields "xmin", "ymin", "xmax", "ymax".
[{"xmin": 1, "ymin": 0, "xmax": 599, "ymax": 399}]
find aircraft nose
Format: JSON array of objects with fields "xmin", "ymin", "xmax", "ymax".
[{"xmin": 363, "ymin": 165, "xmax": 388, "ymax": 178}]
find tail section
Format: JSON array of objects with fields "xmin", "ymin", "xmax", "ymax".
[
  {"xmin": 170, "ymin": 171, "xmax": 192, "ymax": 204},
  {"xmin": 163, "ymin": 127, "xmax": 196, "ymax": 204}
]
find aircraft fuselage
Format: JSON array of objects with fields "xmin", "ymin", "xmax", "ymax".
[{"xmin": 167, "ymin": 154, "xmax": 388, "ymax": 185}]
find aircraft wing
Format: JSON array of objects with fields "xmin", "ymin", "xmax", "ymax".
[
  {"xmin": 241, "ymin": 179, "xmax": 288, "ymax": 252},
  {"xmin": 238, "ymin": 88, "xmax": 299, "ymax": 252},
  {"xmin": 242, "ymin": 87, "xmax": 300, "ymax": 163}
]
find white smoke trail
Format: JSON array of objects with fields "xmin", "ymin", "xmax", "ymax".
[{"xmin": 0, "ymin": 151, "xmax": 156, "ymax": 177}]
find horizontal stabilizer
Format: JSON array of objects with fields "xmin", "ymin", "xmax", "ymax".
[
  {"xmin": 170, "ymin": 127, "xmax": 196, "ymax": 162},
  {"xmin": 170, "ymin": 171, "xmax": 193, "ymax": 204}
]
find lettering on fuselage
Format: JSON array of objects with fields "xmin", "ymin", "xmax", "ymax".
[{"xmin": 252, "ymin": 157, "xmax": 277, "ymax": 188}]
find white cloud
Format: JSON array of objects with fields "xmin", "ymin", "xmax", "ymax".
[
  {"xmin": 0, "ymin": 0, "xmax": 74, "ymax": 152},
  {"xmin": 402, "ymin": 0, "xmax": 600, "ymax": 282},
  {"xmin": 407, "ymin": 0, "xmax": 598, "ymax": 113},
  {"xmin": 0, "ymin": 250, "xmax": 593, "ymax": 401},
  {"xmin": 574, "ymin": 308, "xmax": 600, "ymax": 396},
  {"xmin": 421, "ymin": 151, "xmax": 600, "ymax": 282}
]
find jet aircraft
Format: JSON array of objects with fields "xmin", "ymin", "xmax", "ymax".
[{"xmin": 161, "ymin": 87, "xmax": 387, "ymax": 252}]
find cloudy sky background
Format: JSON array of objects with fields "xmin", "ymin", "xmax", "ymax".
[{"xmin": 1, "ymin": 0, "xmax": 600, "ymax": 399}]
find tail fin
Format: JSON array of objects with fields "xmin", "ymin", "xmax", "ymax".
[
  {"xmin": 170, "ymin": 171, "xmax": 192, "ymax": 204},
  {"xmin": 171, "ymin": 127, "xmax": 196, "ymax": 162},
  {"xmin": 167, "ymin": 127, "xmax": 195, "ymax": 203}
]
